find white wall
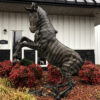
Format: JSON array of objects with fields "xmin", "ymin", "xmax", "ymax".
[
  {"xmin": 0, "ymin": 12, "xmax": 34, "ymax": 50},
  {"xmin": 50, "ymin": 15, "xmax": 95, "ymax": 50},
  {"xmin": 0, "ymin": 12, "xmax": 95, "ymax": 61},
  {"xmin": 0, "ymin": 12, "xmax": 34, "ymax": 60},
  {"xmin": 95, "ymin": 25, "xmax": 100, "ymax": 64}
]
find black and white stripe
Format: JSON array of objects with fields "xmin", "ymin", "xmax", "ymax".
[{"xmin": 34, "ymin": 6, "xmax": 83, "ymax": 75}]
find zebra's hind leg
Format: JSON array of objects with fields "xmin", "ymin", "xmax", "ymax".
[{"xmin": 54, "ymin": 68, "xmax": 75, "ymax": 100}]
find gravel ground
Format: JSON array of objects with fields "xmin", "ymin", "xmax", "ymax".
[{"xmin": 34, "ymin": 70, "xmax": 100, "ymax": 100}]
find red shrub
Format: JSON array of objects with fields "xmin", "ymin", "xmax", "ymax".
[
  {"xmin": 29, "ymin": 64, "xmax": 43, "ymax": 79},
  {"xmin": 0, "ymin": 60, "xmax": 13, "ymax": 77},
  {"xmin": 9, "ymin": 63, "xmax": 43, "ymax": 88},
  {"xmin": 79, "ymin": 61, "xmax": 100, "ymax": 84},
  {"xmin": 47, "ymin": 64, "xmax": 66, "ymax": 84}
]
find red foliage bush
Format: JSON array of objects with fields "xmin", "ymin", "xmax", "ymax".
[
  {"xmin": 29, "ymin": 64, "xmax": 43, "ymax": 80},
  {"xmin": 0, "ymin": 60, "xmax": 13, "ymax": 77},
  {"xmin": 79, "ymin": 61, "xmax": 100, "ymax": 84},
  {"xmin": 47, "ymin": 64, "xmax": 65, "ymax": 84},
  {"xmin": 9, "ymin": 62, "xmax": 43, "ymax": 88}
]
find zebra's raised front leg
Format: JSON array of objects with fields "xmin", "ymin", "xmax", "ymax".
[
  {"xmin": 18, "ymin": 36, "xmax": 33, "ymax": 43},
  {"xmin": 13, "ymin": 41, "xmax": 39, "ymax": 63},
  {"xmin": 13, "ymin": 37, "xmax": 34, "ymax": 58},
  {"xmin": 15, "ymin": 37, "xmax": 34, "ymax": 50}
]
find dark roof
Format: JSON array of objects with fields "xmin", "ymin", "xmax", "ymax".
[{"xmin": 0, "ymin": 0, "xmax": 100, "ymax": 7}]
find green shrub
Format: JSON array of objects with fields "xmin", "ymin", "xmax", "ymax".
[{"xmin": 20, "ymin": 59, "xmax": 32, "ymax": 66}]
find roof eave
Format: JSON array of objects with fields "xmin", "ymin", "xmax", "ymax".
[{"xmin": 0, "ymin": 0, "xmax": 100, "ymax": 8}]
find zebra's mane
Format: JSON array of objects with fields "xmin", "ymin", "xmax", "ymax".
[{"xmin": 36, "ymin": 6, "xmax": 57, "ymax": 40}]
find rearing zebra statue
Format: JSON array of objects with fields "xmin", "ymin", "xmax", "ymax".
[{"xmin": 13, "ymin": 2, "xmax": 83, "ymax": 100}]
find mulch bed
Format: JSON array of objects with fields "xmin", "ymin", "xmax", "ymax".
[{"xmin": 33, "ymin": 68, "xmax": 100, "ymax": 100}]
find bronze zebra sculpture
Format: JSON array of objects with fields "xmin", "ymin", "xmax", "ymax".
[{"xmin": 13, "ymin": 3, "xmax": 83, "ymax": 100}]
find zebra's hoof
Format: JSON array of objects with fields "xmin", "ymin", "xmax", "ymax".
[{"xmin": 54, "ymin": 96, "xmax": 61, "ymax": 100}]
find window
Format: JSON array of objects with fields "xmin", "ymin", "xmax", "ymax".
[
  {"xmin": 86, "ymin": 0, "xmax": 94, "ymax": 3},
  {"xmin": 13, "ymin": 31, "xmax": 22, "ymax": 53},
  {"xmin": 13, "ymin": 30, "xmax": 22, "ymax": 60},
  {"xmin": 38, "ymin": 52, "xmax": 48, "ymax": 67},
  {"xmin": 23, "ymin": 50, "xmax": 48, "ymax": 67},
  {"xmin": 77, "ymin": 0, "xmax": 84, "ymax": 2},
  {"xmin": 67, "ymin": 0, "xmax": 75, "ymax": 1},
  {"xmin": 24, "ymin": 50, "xmax": 35, "ymax": 63},
  {"xmin": 95, "ymin": 0, "xmax": 100, "ymax": 3},
  {"xmin": 0, "ymin": 50, "xmax": 10, "ymax": 61}
]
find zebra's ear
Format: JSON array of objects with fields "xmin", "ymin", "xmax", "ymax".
[
  {"xmin": 25, "ymin": 2, "xmax": 38, "ymax": 12},
  {"xmin": 33, "ymin": 2, "xmax": 38, "ymax": 12}
]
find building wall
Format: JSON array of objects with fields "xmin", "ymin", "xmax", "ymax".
[
  {"xmin": 0, "ymin": 11, "xmax": 95, "ymax": 63},
  {"xmin": 0, "ymin": 12, "xmax": 31, "ymax": 49},
  {"xmin": 95, "ymin": 25, "xmax": 100, "ymax": 64},
  {"xmin": 50, "ymin": 15, "xmax": 95, "ymax": 50},
  {"xmin": 0, "ymin": 12, "xmax": 33, "ymax": 61}
]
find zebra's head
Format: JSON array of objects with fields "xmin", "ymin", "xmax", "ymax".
[{"xmin": 25, "ymin": 2, "xmax": 39, "ymax": 33}]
